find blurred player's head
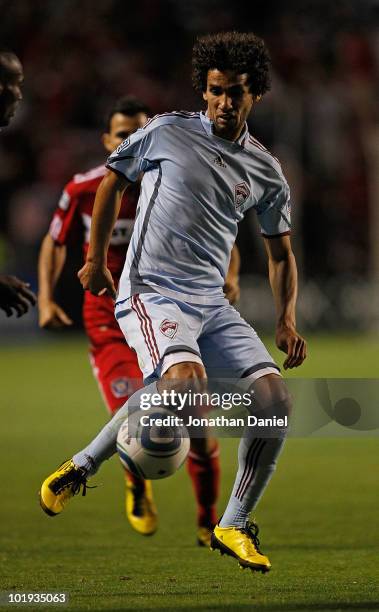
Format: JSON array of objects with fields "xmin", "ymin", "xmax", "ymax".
[
  {"xmin": 0, "ymin": 50, "xmax": 23, "ymax": 127},
  {"xmin": 192, "ymin": 32, "xmax": 271, "ymax": 141},
  {"xmin": 102, "ymin": 95, "xmax": 150, "ymax": 153}
]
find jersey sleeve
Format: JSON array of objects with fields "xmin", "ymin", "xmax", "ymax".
[
  {"xmin": 106, "ymin": 126, "xmax": 158, "ymax": 182},
  {"xmin": 256, "ymin": 177, "xmax": 291, "ymax": 237},
  {"xmin": 48, "ymin": 181, "xmax": 80, "ymax": 245}
]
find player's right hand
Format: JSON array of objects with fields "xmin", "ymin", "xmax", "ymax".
[
  {"xmin": 77, "ymin": 261, "xmax": 117, "ymax": 299},
  {"xmin": 38, "ymin": 300, "xmax": 73, "ymax": 329},
  {"xmin": 224, "ymin": 277, "xmax": 240, "ymax": 304},
  {"xmin": 0, "ymin": 274, "xmax": 36, "ymax": 318}
]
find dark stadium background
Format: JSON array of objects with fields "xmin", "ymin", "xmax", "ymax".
[{"xmin": 0, "ymin": 0, "xmax": 378, "ymax": 334}]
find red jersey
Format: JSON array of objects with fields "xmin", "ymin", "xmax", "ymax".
[
  {"xmin": 49, "ymin": 164, "xmax": 139, "ymax": 282},
  {"xmin": 48, "ymin": 164, "xmax": 142, "ymax": 413}
]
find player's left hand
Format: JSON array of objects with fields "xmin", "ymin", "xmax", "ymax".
[
  {"xmin": 276, "ymin": 324, "xmax": 307, "ymax": 369},
  {"xmin": 224, "ymin": 277, "xmax": 240, "ymax": 304}
]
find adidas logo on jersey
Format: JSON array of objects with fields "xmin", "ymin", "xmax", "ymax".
[{"xmin": 213, "ymin": 154, "xmax": 226, "ymax": 168}]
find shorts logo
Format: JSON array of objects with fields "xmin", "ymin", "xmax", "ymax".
[
  {"xmin": 234, "ymin": 181, "xmax": 250, "ymax": 209},
  {"xmin": 159, "ymin": 319, "xmax": 178, "ymax": 339},
  {"xmin": 111, "ymin": 377, "xmax": 130, "ymax": 398}
]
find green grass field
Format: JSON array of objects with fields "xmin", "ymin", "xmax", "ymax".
[{"xmin": 0, "ymin": 335, "xmax": 378, "ymax": 611}]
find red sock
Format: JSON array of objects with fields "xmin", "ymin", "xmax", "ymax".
[
  {"xmin": 186, "ymin": 443, "xmax": 220, "ymax": 528},
  {"xmin": 125, "ymin": 470, "xmax": 145, "ymax": 488}
]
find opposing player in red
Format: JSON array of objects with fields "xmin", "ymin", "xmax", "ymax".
[
  {"xmin": 38, "ymin": 96, "xmax": 240, "ymax": 545},
  {"xmin": 0, "ymin": 49, "xmax": 36, "ymax": 318}
]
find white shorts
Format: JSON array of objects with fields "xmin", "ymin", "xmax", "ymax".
[{"xmin": 115, "ymin": 293, "xmax": 280, "ymax": 384}]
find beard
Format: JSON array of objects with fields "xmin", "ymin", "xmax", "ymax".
[{"xmin": 0, "ymin": 99, "xmax": 17, "ymax": 126}]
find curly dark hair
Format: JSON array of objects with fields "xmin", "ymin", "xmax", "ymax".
[{"xmin": 192, "ymin": 31, "xmax": 271, "ymax": 97}]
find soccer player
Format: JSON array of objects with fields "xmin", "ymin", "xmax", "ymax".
[
  {"xmin": 38, "ymin": 95, "xmax": 230, "ymax": 545},
  {"xmin": 40, "ymin": 32, "xmax": 306, "ymax": 572},
  {"xmin": 0, "ymin": 50, "xmax": 36, "ymax": 317}
]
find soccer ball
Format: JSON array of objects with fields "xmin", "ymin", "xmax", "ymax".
[{"xmin": 116, "ymin": 407, "xmax": 190, "ymax": 479}]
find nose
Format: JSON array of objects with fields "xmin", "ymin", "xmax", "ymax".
[
  {"xmin": 8, "ymin": 85, "xmax": 22, "ymax": 102},
  {"xmin": 218, "ymin": 93, "xmax": 233, "ymax": 111}
]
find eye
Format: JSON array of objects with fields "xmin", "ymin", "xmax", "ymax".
[
  {"xmin": 228, "ymin": 86, "xmax": 244, "ymax": 98},
  {"xmin": 209, "ymin": 86, "xmax": 222, "ymax": 96}
]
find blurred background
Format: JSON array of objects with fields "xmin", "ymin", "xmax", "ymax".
[{"xmin": 0, "ymin": 0, "xmax": 378, "ymax": 336}]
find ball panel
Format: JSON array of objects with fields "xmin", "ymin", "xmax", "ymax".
[
  {"xmin": 116, "ymin": 442, "xmax": 145, "ymax": 478},
  {"xmin": 140, "ymin": 423, "xmax": 181, "ymax": 454},
  {"xmin": 116, "ymin": 407, "xmax": 190, "ymax": 480}
]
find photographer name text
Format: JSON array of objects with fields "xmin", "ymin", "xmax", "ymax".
[{"xmin": 139, "ymin": 414, "xmax": 288, "ymax": 428}]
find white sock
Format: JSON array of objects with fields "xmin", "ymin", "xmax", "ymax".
[
  {"xmin": 73, "ymin": 381, "xmax": 158, "ymax": 476},
  {"xmin": 219, "ymin": 435, "xmax": 285, "ymax": 528}
]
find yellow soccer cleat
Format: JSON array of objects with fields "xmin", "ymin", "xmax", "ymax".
[
  {"xmin": 125, "ymin": 472, "xmax": 158, "ymax": 536},
  {"xmin": 39, "ymin": 459, "xmax": 88, "ymax": 517},
  {"xmin": 197, "ymin": 526, "xmax": 213, "ymax": 548},
  {"xmin": 211, "ymin": 521, "xmax": 271, "ymax": 573}
]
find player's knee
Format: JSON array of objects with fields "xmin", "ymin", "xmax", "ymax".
[
  {"xmin": 163, "ymin": 361, "xmax": 207, "ymax": 382},
  {"xmin": 272, "ymin": 385, "xmax": 292, "ymax": 418},
  {"xmin": 162, "ymin": 361, "xmax": 207, "ymax": 415},
  {"xmin": 252, "ymin": 374, "xmax": 292, "ymax": 417}
]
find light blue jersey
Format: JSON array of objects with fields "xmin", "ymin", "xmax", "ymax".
[{"xmin": 107, "ymin": 111, "xmax": 291, "ymax": 309}]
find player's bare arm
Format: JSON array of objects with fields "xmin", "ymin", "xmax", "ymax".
[
  {"xmin": 0, "ymin": 274, "xmax": 36, "ymax": 317},
  {"xmin": 263, "ymin": 234, "xmax": 307, "ymax": 369},
  {"xmin": 38, "ymin": 234, "xmax": 73, "ymax": 329},
  {"xmin": 224, "ymin": 243, "xmax": 241, "ymax": 304},
  {"xmin": 78, "ymin": 169, "xmax": 130, "ymax": 298}
]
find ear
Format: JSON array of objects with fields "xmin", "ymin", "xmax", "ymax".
[
  {"xmin": 202, "ymin": 91, "xmax": 208, "ymax": 102},
  {"xmin": 102, "ymin": 133, "xmax": 111, "ymax": 151}
]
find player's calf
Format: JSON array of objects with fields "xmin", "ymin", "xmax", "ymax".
[
  {"xmin": 125, "ymin": 471, "xmax": 158, "ymax": 536},
  {"xmin": 187, "ymin": 439, "xmax": 220, "ymax": 545}
]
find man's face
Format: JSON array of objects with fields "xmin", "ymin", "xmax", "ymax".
[
  {"xmin": 102, "ymin": 111, "xmax": 148, "ymax": 153},
  {"xmin": 0, "ymin": 53, "xmax": 23, "ymax": 127},
  {"xmin": 203, "ymin": 69, "xmax": 255, "ymax": 141}
]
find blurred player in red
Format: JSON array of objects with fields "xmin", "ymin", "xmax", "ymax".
[
  {"xmin": 38, "ymin": 96, "xmax": 240, "ymax": 545},
  {"xmin": 0, "ymin": 50, "xmax": 36, "ymax": 318}
]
